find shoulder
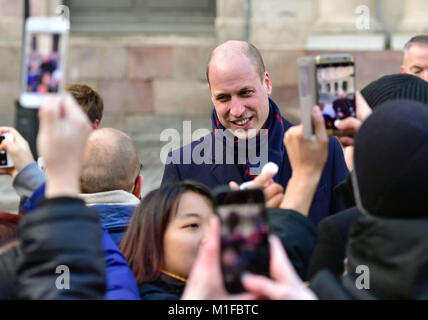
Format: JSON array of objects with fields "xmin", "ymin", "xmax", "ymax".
[
  {"xmin": 166, "ymin": 132, "xmax": 214, "ymax": 165},
  {"xmin": 139, "ymin": 278, "xmax": 184, "ymax": 300},
  {"xmin": 319, "ymin": 207, "xmax": 361, "ymax": 243}
]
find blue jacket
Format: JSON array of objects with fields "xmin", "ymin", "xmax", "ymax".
[
  {"xmin": 21, "ymin": 184, "xmax": 140, "ymax": 300},
  {"xmin": 161, "ymin": 132, "xmax": 349, "ymax": 226},
  {"xmin": 92, "ymin": 204, "xmax": 135, "ymax": 246}
]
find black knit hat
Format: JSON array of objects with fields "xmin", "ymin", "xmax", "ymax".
[
  {"xmin": 361, "ymin": 74, "xmax": 428, "ymax": 110},
  {"xmin": 354, "ymin": 100, "xmax": 428, "ymax": 218}
]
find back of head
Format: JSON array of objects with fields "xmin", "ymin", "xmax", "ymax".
[
  {"xmin": 80, "ymin": 128, "xmax": 140, "ymax": 194},
  {"xmin": 361, "ymin": 74, "xmax": 428, "ymax": 110},
  {"xmin": 354, "ymin": 99, "xmax": 428, "ymax": 218},
  {"xmin": 66, "ymin": 83, "xmax": 104, "ymax": 124}
]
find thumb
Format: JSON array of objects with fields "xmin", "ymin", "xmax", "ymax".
[
  {"xmin": 312, "ymin": 106, "xmax": 327, "ymax": 140},
  {"xmin": 229, "ymin": 181, "xmax": 240, "ymax": 190},
  {"xmin": 0, "ymin": 139, "xmax": 13, "ymax": 152},
  {"xmin": 356, "ymin": 91, "xmax": 372, "ymax": 122},
  {"xmin": 252, "ymin": 171, "xmax": 275, "ymax": 188}
]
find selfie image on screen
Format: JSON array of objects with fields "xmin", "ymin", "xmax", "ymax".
[
  {"xmin": 26, "ymin": 33, "xmax": 62, "ymax": 94},
  {"xmin": 317, "ymin": 64, "xmax": 356, "ymax": 134},
  {"xmin": 218, "ymin": 203, "xmax": 269, "ymax": 293}
]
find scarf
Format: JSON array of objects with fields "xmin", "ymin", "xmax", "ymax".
[{"xmin": 211, "ymin": 98, "xmax": 287, "ymax": 183}]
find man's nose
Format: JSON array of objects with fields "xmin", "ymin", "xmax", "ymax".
[{"xmin": 229, "ymin": 98, "xmax": 245, "ymax": 118}]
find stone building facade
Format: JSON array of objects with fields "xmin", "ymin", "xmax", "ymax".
[{"xmin": 1, "ymin": 0, "xmax": 428, "ymax": 125}]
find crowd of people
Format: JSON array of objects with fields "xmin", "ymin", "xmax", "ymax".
[
  {"xmin": 27, "ymin": 51, "xmax": 61, "ymax": 94},
  {"xmin": 1, "ymin": 34, "xmax": 428, "ymax": 300}
]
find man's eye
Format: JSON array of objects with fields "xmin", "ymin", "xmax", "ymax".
[
  {"xmin": 217, "ymin": 96, "xmax": 229, "ymax": 102},
  {"xmin": 240, "ymin": 90, "xmax": 253, "ymax": 96},
  {"xmin": 413, "ymin": 69, "xmax": 422, "ymax": 74}
]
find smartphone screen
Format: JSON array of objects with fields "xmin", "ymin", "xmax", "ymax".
[
  {"xmin": 214, "ymin": 189, "xmax": 270, "ymax": 293},
  {"xmin": 316, "ymin": 55, "xmax": 356, "ymax": 136},
  {"xmin": 20, "ymin": 17, "xmax": 69, "ymax": 108},
  {"xmin": 25, "ymin": 33, "xmax": 64, "ymax": 94}
]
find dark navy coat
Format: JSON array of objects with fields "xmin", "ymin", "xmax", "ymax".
[{"xmin": 161, "ymin": 129, "xmax": 348, "ymax": 226}]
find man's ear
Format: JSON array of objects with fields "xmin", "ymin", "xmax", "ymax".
[
  {"xmin": 264, "ymin": 72, "xmax": 273, "ymax": 95},
  {"xmin": 400, "ymin": 65, "xmax": 405, "ymax": 74},
  {"xmin": 133, "ymin": 175, "xmax": 143, "ymax": 198},
  {"xmin": 93, "ymin": 119, "xmax": 100, "ymax": 130}
]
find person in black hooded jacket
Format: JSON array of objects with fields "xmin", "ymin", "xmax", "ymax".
[
  {"xmin": 309, "ymin": 99, "xmax": 428, "ymax": 299},
  {"xmin": 0, "ymin": 93, "xmax": 106, "ymax": 299},
  {"xmin": 307, "ymin": 74, "xmax": 428, "ymax": 280}
]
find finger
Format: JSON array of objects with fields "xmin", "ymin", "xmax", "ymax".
[
  {"xmin": 252, "ymin": 171, "xmax": 275, "ymax": 188},
  {"xmin": 264, "ymin": 183, "xmax": 284, "ymax": 200},
  {"xmin": 62, "ymin": 93, "xmax": 89, "ymax": 124},
  {"xmin": 229, "ymin": 293, "xmax": 259, "ymax": 300},
  {"xmin": 229, "ymin": 181, "xmax": 240, "ymax": 190},
  {"xmin": 336, "ymin": 117, "xmax": 361, "ymax": 134},
  {"xmin": 269, "ymin": 235, "xmax": 300, "ymax": 284},
  {"xmin": 266, "ymin": 193, "xmax": 284, "ymax": 208},
  {"xmin": 0, "ymin": 127, "xmax": 13, "ymax": 135},
  {"xmin": 356, "ymin": 91, "xmax": 372, "ymax": 122},
  {"xmin": 188, "ymin": 217, "xmax": 222, "ymax": 279},
  {"xmin": 0, "ymin": 139, "xmax": 13, "ymax": 152},
  {"xmin": 39, "ymin": 96, "xmax": 60, "ymax": 128},
  {"xmin": 312, "ymin": 106, "xmax": 327, "ymax": 141},
  {"xmin": 242, "ymin": 274, "xmax": 284, "ymax": 300},
  {"xmin": 0, "ymin": 127, "xmax": 25, "ymax": 145},
  {"xmin": 338, "ymin": 136, "xmax": 354, "ymax": 147}
]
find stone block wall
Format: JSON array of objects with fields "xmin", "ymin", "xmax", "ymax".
[{"xmin": 0, "ymin": 0, "xmax": 411, "ymax": 127}]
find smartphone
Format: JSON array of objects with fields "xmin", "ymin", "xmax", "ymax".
[
  {"xmin": 298, "ymin": 54, "xmax": 356, "ymax": 137},
  {"xmin": 298, "ymin": 56, "xmax": 317, "ymax": 139},
  {"xmin": 19, "ymin": 17, "xmax": 69, "ymax": 108},
  {"xmin": 316, "ymin": 54, "xmax": 356, "ymax": 136},
  {"xmin": 0, "ymin": 133, "xmax": 14, "ymax": 168},
  {"xmin": 213, "ymin": 187, "xmax": 270, "ymax": 294}
]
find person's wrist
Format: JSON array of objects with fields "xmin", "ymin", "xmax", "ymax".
[
  {"xmin": 279, "ymin": 175, "xmax": 320, "ymax": 216},
  {"xmin": 291, "ymin": 168, "xmax": 322, "ymax": 184},
  {"xmin": 45, "ymin": 167, "xmax": 80, "ymax": 198},
  {"xmin": 45, "ymin": 178, "xmax": 80, "ymax": 198}
]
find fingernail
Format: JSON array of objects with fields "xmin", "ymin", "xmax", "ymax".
[
  {"xmin": 334, "ymin": 119, "xmax": 341, "ymax": 128},
  {"xmin": 241, "ymin": 272, "xmax": 253, "ymax": 282}
]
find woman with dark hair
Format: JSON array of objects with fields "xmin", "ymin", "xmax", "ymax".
[{"xmin": 120, "ymin": 181, "xmax": 215, "ymax": 300}]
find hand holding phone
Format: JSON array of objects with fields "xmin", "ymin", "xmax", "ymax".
[
  {"xmin": 298, "ymin": 54, "xmax": 357, "ymax": 137},
  {"xmin": 20, "ymin": 17, "xmax": 69, "ymax": 108},
  {"xmin": 0, "ymin": 133, "xmax": 14, "ymax": 169},
  {"xmin": 0, "ymin": 127, "xmax": 35, "ymax": 177},
  {"xmin": 213, "ymin": 187, "xmax": 270, "ymax": 293}
]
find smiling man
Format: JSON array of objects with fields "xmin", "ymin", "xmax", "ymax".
[
  {"xmin": 161, "ymin": 40, "xmax": 349, "ymax": 225},
  {"xmin": 401, "ymin": 35, "xmax": 428, "ymax": 82}
]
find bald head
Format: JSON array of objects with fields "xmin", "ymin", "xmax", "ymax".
[
  {"xmin": 206, "ymin": 40, "xmax": 266, "ymax": 85},
  {"xmin": 80, "ymin": 128, "xmax": 140, "ymax": 194}
]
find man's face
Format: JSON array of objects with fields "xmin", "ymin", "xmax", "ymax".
[
  {"xmin": 209, "ymin": 55, "xmax": 272, "ymax": 140},
  {"xmin": 401, "ymin": 43, "xmax": 428, "ymax": 82}
]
